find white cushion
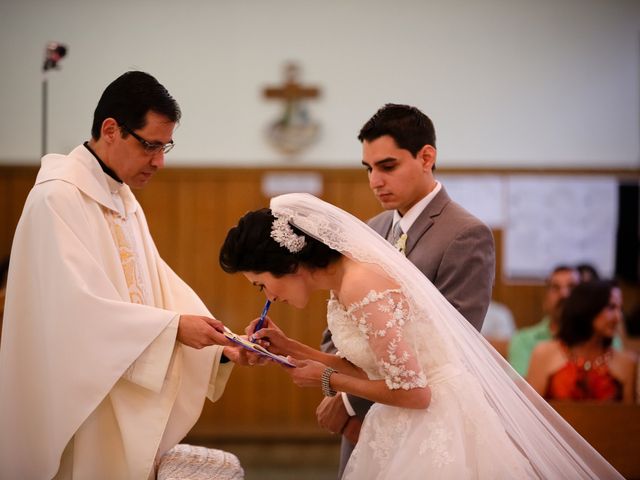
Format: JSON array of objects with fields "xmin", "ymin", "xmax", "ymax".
[{"xmin": 157, "ymin": 444, "xmax": 244, "ymax": 480}]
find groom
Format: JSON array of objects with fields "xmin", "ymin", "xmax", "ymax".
[{"xmin": 319, "ymin": 103, "xmax": 496, "ymax": 477}]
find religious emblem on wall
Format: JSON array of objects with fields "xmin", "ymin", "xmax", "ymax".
[{"xmin": 262, "ymin": 62, "xmax": 322, "ymax": 156}]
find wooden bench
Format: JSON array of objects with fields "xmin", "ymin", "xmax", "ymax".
[{"xmin": 550, "ymin": 401, "xmax": 640, "ymax": 479}]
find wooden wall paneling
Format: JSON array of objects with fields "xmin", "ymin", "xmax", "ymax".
[
  {"xmin": 508, "ymin": 284, "xmax": 546, "ymax": 328},
  {"xmin": 174, "ymin": 174, "xmax": 224, "ymax": 301},
  {"xmin": 0, "ymin": 172, "xmax": 11, "ymax": 258},
  {"xmin": 199, "ymin": 171, "xmax": 263, "ymax": 433},
  {"xmin": 1, "ymin": 168, "xmax": 37, "ymax": 260},
  {"xmin": 226, "ymin": 170, "xmax": 299, "ymax": 429},
  {"xmin": 322, "ymin": 169, "xmax": 381, "ymax": 222},
  {"xmin": 188, "ymin": 169, "xmax": 317, "ymax": 436},
  {"xmin": 492, "ymin": 231, "xmax": 506, "ymax": 302},
  {"xmin": 2, "ymin": 165, "xmax": 639, "ymax": 441},
  {"xmin": 191, "ymin": 169, "xmax": 386, "ymax": 438},
  {"xmin": 491, "ymin": 230, "xmax": 546, "ymax": 328},
  {"xmin": 136, "ymin": 173, "xmax": 182, "ymax": 269}
]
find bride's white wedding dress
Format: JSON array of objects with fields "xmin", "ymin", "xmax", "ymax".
[
  {"xmin": 328, "ymin": 289, "xmax": 536, "ymax": 479},
  {"xmin": 271, "ymin": 192, "xmax": 622, "ymax": 480}
]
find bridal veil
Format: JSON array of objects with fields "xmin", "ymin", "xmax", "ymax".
[{"xmin": 270, "ymin": 192, "xmax": 621, "ymax": 480}]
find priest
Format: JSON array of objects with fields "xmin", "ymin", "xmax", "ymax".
[{"xmin": 0, "ymin": 71, "xmax": 246, "ymax": 479}]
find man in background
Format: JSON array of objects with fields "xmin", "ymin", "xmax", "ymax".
[
  {"xmin": 0, "ymin": 71, "xmax": 248, "ymax": 479},
  {"xmin": 318, "ymin": 103, "xmax": 496, "ymax": 476},
  {"xmin": 508, "ymin": 265, "xmax": 580, "ymax": 377}
]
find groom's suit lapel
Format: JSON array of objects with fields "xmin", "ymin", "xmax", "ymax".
[
  {"xmin": 379, "ymin": 214, "xmax": 394, "ymax": 241},
  {"xmin": 404, "ymin": 187, "xmax": 451, "ymax": 257}
]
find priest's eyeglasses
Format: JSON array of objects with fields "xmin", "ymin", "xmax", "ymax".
[{"xmin": 120, "ymin": 123, "xmax": 175, "ymax": 155}]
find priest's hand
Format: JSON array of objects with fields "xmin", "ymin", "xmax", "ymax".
[
  {"xmin": 177, "ymin": 314, "xmax": 230, "ymax": 349},
  {"xmin": 222, "ymin": 344, "xmax": 269, "ymax": 366}
]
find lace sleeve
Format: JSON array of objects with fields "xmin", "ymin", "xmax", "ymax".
[{"xmin": 348, "ymin": 289, "xmax": 427, "ymax": 390}]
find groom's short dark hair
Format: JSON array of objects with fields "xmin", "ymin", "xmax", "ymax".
[{"xmin": 358, "ymin": 103, "xmax": 436, "ymax": 157}]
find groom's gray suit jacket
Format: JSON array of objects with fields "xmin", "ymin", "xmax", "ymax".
[
  {"xmin": 321, "ymin": 186, "xmax": 495, "ymax": 473},
  {"xmin": 369, "ymin": 186, "xmax": 495, "ymax": 332}
]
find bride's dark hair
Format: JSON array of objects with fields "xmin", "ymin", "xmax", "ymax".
[{"xmin": 219, "ymin": 208, "xmax": 341, "ymax": 276}]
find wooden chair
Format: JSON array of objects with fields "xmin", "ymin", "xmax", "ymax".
[
  {"xmin": 550, "ymin": 401, "xmax": 640, "ymax": 479},
  {"xmin": 487, "ymin": 338, "xmax": 510, "ymax": 359}
]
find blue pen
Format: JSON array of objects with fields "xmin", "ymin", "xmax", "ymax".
[{"xmin": 253, "ymin": 299, "xmax": 271, "ymax": 336}]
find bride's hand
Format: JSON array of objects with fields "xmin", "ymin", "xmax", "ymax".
[
  {"xmin": 248, "ymin": 317, "xmax": 293, "ymax": 356},
  {"xmin": 284, "ymin": 358, "xmax": 326, "ymax": 389},
  {"xmin": 246, "ymin": 315, "xmax": 282, "ymax": 338}
]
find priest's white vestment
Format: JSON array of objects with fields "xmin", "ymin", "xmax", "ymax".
[{"xmin": 0, "ymin": 145, "xmax": 233, "ymax": 479}]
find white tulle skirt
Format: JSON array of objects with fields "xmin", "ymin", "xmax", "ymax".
[{"xmin": 343, "ymin": 366, "xmax": 538, "ymax": 480}]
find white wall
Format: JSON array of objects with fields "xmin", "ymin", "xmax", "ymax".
[{"xmin": 1, "ymin": 0, "xmax": 639, "ymax": 168}]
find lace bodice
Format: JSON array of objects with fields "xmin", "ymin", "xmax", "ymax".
[{"xmin": 328, "ymin": 288, "xmax": 449, "ymax": 390}]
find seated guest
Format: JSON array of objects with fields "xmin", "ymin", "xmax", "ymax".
[
  {"xmin": 508, "ymin": 266, "xmax": 580, "ymax": 376},
  {"xmin": 576, "ymin": 263, "xmax": 600, "ymax": 283},
  {"xmin": 527, "ymin": 280, "xmax": 637, "ymax": 403},
  {"xmin": 509, "ymin": 265, "xmax": 623, "ymax": 377}
]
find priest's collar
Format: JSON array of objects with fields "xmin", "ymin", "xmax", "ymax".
[{"xmin": 83, "ymin": 141, "xmax": 123, "ymax": 184}]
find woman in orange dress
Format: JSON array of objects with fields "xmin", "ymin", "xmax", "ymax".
[{"xmin": 527, "ymin": 280, "xmax": 636, "ymax": 403}]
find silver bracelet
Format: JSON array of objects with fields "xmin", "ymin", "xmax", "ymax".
[{"xmin": 321, "ymin": 367, "xmax": 337, "ymax": 397}]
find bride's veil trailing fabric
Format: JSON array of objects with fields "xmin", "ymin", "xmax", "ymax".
[{"xmin": 270, "ymin": 193, "xmax": 621, "ymax": 480}]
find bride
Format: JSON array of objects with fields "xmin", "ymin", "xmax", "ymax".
[{"xmin": 219, "ymin": 193, "xmax": 621, "ymax": 479}]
